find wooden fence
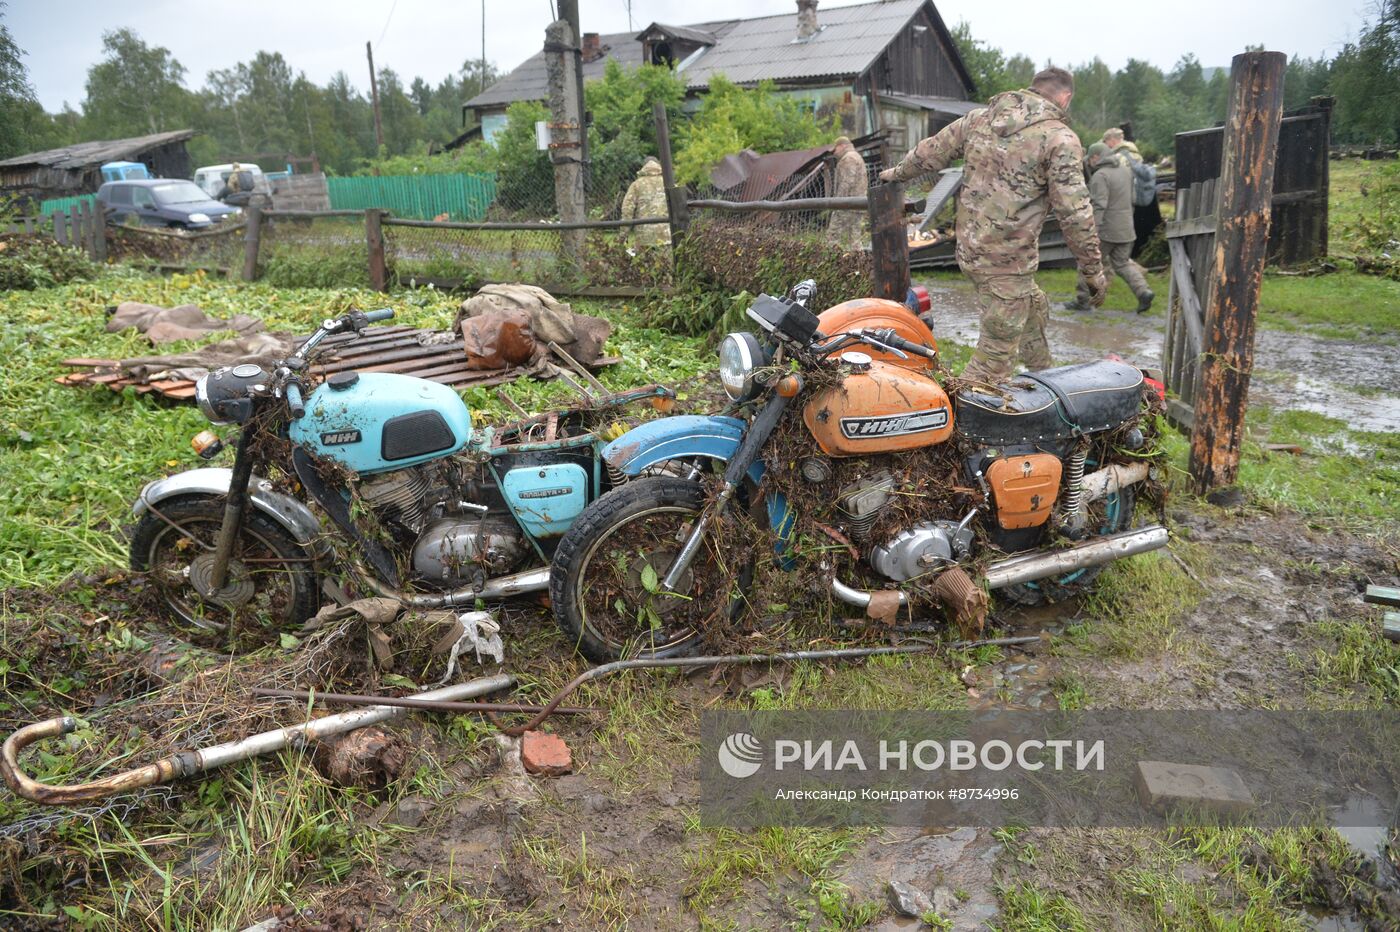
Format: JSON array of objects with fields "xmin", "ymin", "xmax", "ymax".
[
  {"xmin": 1175, "ymin": 96, "xmax": 1332, "ymax": 266},
  {"xmin": 1161, "ymin": 179, "xmax": 1217, "ymax": 429},
  {"xmin": 5, "ymin": 201, "xmax": 108, "ymax": 262}
]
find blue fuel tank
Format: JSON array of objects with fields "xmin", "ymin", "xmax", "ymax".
[{"xmin": 288, "ymin": 372, "xmax": 472, "ymax": 475}]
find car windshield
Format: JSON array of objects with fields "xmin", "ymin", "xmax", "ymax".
[{"xmin": 152, "ymin": 182, "xmax": 212, "ymax": 205}]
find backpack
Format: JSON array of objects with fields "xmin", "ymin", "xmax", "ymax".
[{"xmin": 1129, "ymin": 160, "xmax": 1157, "ymax": 207}]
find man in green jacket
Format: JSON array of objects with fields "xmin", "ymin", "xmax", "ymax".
[
  {"xmin": 880, "ymin": 67, "xmax": 1105, "ymax": 384},
  {"xmin": 1067, "ymin": 142, "xmax": 1154, "ymax": 313}
]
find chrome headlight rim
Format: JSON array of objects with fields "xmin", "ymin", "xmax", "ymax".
[
  {"xmin": 719, "ymin": 332, "xmax": 765, "ymax": 401},
  {"xmin": 194, "ymin": 373, "xmax": 229, "ymax": 425}
]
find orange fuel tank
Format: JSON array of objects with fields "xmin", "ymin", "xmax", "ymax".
[
  {"xmin": 817, "ymin": 298, "xmax": 937, "ymax": 373},
  {"xmin": 803, "ymin": 358, "xmax": 955, "ymax": 456}
]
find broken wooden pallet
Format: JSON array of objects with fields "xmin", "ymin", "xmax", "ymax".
[{"xmin": 56, "ymin": 325, "xmax": 618, "ymax": 403}]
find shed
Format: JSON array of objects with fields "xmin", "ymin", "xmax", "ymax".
[{"xmin": 0, "ymin": 130, "xmax": 197, "ymax": 209}]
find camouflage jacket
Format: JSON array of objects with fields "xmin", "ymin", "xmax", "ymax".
[
  {"xmin": 831, "ymin": 148, "xmax": 868, "ymax": 198},
  {"xmin": 620, "ymin": 162, "xmax": 672, "ymax": 247},
  {"xmin": 887, "ymin": 89, "xmax": 1102, "ymax": 277}
]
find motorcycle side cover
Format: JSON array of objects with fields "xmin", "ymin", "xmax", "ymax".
[{"xmin": 803, "ymin": 361, "xmax": 955, "ymax": 457}]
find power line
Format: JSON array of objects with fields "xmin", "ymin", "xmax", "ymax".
[{"xmin": 375, "ymin": 0, "xmax": 401, "ymax": 49}]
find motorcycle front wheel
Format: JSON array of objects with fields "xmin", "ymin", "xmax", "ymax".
[
  {"xmin": 130, "ymin": 496, "xmax": 319, "ymax": 646},
  {"xmin": 550, "ymin": 477, "xmax": 752, "ymax": 663}
]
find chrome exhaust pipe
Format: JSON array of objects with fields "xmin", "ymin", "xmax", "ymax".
[
  {"xmin": 981, "ymin": 525, "xmax": 1169, "ymax": 589},
  {"xmin": 830, "ymin": 525, "xmax": 1170, "ymax": 607},
  {"xmin": 360, "ymin": 565, "xmax": 552, "ymax": 608}
]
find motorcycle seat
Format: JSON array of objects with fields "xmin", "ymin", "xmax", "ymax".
[{"xmin": 955, "ymin": 360, "xmax": 1145, "ymax": 446}]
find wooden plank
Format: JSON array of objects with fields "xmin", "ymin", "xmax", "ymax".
[
  {"xmin": 1364, "ymin": 586, "xmax": 1400, "ymax": 607},
  {"xmin": 1165, "ymin": 214, "xmax": 1218, "ymax": 239},
  {"xmin": 60, "ymin": 357, "xmax": 122, "ymax": 367},
  {"xmin": 1167, "ymin": 239, "xmax": 1205, "ymax": 353}
]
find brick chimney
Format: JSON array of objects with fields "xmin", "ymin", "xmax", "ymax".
[
  {"xmin": 582, "ymin": 32, "xmax": 602, "ymax": 63},
  {"xmin": 796, "ymin": 0, "xmax": 819, "ymax": 40}
]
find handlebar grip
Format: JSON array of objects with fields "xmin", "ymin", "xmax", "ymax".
[
  {"xmin": 885, "ymin": 332, "xmax": 938, "ymax": 360},
  {"xmin": 285, "ymin": 383, "xmax": 306, "ymax": 419},
  {"xmin": 364, "ymin": 308, "xmax": 395, "ymax": 323}
]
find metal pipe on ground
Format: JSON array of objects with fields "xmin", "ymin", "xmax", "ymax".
[
  {"xmin": 250, "ymin": 688, "xmax": 595, "ymax": 716},
  {"xmin": 490, "ymin": 636, "xmax": 1040, "ymax": 737},
  {"xmin": 2, "ymin": 674, "xmax": 515, "ymax": 806}
]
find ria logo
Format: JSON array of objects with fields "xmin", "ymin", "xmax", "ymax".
[{"xmin": 718, "ymin": 732, "xmax": 763, "ymax": 778}]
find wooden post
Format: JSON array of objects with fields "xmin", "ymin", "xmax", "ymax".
[
  {"xmin": 69, "ymin": 205, "xmax": 84, "ymax": 254},
  {"xmin": 51, "ymin": 211, "xmax": 67, "ymax": 245},
  {"xmin": 868, "ymin": 180, "xmax": 910, "ymax": 301},
  {"xmin": 1188, "ymin": 51, "xmax": 1286, "ymax": 494},
  {"xmin": 366, "ymin": 208, "xmax": 388, "ymax": 292},
  {"xmin": 78, "ymin": 200, "xmax": 92, "ymax": 257},
  {"xmin": 652, "ymin": 100, "xmax": 688, "ymax": 240},
  {"xmin": 545, "ymin": 12, "xmax": 586, "ymax": 274},
  {"xmin": 242, "ymin": 205, "xmax": 263, "ymax": 282},
  {"xmin": 93, "ymin": 206, "xmax": 107, "ymax": 262}
]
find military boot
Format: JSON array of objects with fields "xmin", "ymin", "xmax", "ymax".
[{"xmin": 1134, "ymin": 290, "xmax": 1155, "ymax": 314}]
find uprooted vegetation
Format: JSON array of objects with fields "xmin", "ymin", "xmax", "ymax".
[{"xmin": 1, "ymin": 268, "xmax": 1398, "ymax": 928}]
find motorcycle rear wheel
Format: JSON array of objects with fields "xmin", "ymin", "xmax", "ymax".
[
  {"xmin": 130, "ymin": 496, "xmax": 319, "ymax": 646},
  {"xmin": 550, "ymin": 477, "xmax": 752, "ymax": 663},
  {"xmin": 997, "ymin": 483, "xmax": 1137, "ymax": 606}
]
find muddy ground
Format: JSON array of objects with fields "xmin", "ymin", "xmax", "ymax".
[{"xmin": 920, "ymin": 277, "xmax": 1400, "ymax": 434}]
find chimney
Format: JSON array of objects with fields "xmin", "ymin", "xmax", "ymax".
[
  {"xmin": 796, "ymin": 0, "xmax": 819, "ymax": 40},
  {"xmin": 582, "ymin": 32, "xmax": 602, "ymax": 63}
]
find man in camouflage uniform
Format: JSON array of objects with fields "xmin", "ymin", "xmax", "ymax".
[
  {"xmin": 880, "ymin": 68, "xmax": 1106, "ymax": 384},
  {"xmin": 1067, "ymin": 142, "xmax": 1154, "ymax": 313},
  {"xmin": 620, "ymin": 157, "xmax": 671, "ymax": 249},
  {"xmin": 828, "ymin": 136, "xmax": 868, "ymax": 249}
]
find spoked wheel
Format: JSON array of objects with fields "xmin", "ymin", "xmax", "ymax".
[
  {"xmin": 998, "ymin": 483, "xmax": 1137, "ymax": 606},
  {"xmin": 550, "ymin": 477, "xmax": 752, "ymax": 663},
  {"xmin": 130, "ymin": 496, "xmax": 319, "ymax": 647}
]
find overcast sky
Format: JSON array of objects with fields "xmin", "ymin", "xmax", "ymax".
[{"xmin": 8, "ymin": 0, "xmax": 1368, "ymax": 112}]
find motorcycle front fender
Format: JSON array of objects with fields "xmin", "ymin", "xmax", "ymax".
[
  {"xmin": 132, "ymin": 467, "xmax": 327, "ymax": 555},
  {"xmin": 601, "ymin": 415, "xmax": 794, "ymax": 553}
]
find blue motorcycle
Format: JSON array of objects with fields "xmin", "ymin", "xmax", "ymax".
[{"xmin": 128, "ymin": 306, "xmax": 673, "ymax": 645}]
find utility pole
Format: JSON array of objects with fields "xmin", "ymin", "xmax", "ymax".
[
  {"xmin": 545, "ymin": 8, "xmax": 585, "ymax": 272},
  {"xmin": 480, "ymin": 0, "xmax": 487, "ymax": 98},
  {"xmin": 560, "ymin": 0, "xmax": 588, "ymax": 186},
  {"xmin": 1188, "ymin": 50, "xmax": 1286, "ymax": 494},
  {"xmin": 366, "ymin": 41, "xmax": 384, "ymax": 152}
]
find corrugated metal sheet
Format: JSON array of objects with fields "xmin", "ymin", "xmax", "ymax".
[
  {"xmin": 681, "ymin": 0, "xmax": 923, "ymax": 88},
  {"xmin": 0, "ymin": 130, "xmax": 198, "ymax": 170},
  {"xmin": 466, "ymin": 0, "xmax": 926, "ymax": 110}
]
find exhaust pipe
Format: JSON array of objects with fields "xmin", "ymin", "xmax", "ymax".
[
  {"xmin": 831, "ymin": 525, "xmax": 1170, "ymax": 608},
  {"xmin": 982, "ymin": 525, "xmax": 1169, "ymax": 589},
  {"xmin": 360, "ymin": 565, "xmax": 551, "ymax": 608},
  {"xmin": 2, "ymin": 674, "xmax": 515, "ymax": 806}
]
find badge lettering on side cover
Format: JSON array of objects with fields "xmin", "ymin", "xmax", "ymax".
[
  {"xmin": 320, "ymin": 430, "xmax": 362, "ymax": 445},
  {"xmin": 839, "ymin": 408, "xmax": 949, "ymax": 439}
]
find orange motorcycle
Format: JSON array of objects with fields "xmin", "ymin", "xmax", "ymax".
[{"xmin": 549, "ymin": 287, "xmax": 1168, "ymax": 662}]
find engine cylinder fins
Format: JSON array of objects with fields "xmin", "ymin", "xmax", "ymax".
[
  {"xmin": 357, "ymin": 468, "xmax": 432, "ymax": 534},
  {"xmin": 836, "ymin": 470, "xmax": 897, "ymax": 541}
]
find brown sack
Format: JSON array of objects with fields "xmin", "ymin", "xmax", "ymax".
[{"xmin": 461, "ymin": 308, "xmax": 538, "ymax": 370}]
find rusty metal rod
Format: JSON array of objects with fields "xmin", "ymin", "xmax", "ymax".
[
  {"xmin": 2, "ymin": 674, "xmax": 515, "ymax": 807},
  {"xmin": 250, "ymin": 688, "xmax": 595, "ymax": 716},
  {"xmin": 492, "ymin": 637, "xmax": 1040, "ymax": 736}
]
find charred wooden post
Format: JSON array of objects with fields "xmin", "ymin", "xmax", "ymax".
[
  {"xmin": 546, "ymin": 8, "xmax": 586, "ymax": 273},
  {"xmin": 241, "ymin": 204, "xmax": 262, "ymax": 282},
  {"xmin": 652, "ymin": 100, "xmax": 689, "ymax": 241},
  {"xmin": 868, "ymin": 180, "xmax": 910, "ymax": 301},
  {"xmin": 1188, "ymin": 51, "xmax": 1286, "ymax": 494},
  {"xmin": 365, "ymin": 208, "xmax": 388, "ymax": 292}
]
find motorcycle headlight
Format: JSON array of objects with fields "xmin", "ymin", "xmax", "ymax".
[
  {"xmin": 719, "ymin": 332, "xmax": 767, "ymax": 402},
  {"xmin": 188, "ymin": 212, "xmax": 211, "ymax": 223},
  {"xmin": 195, "ymin": 364, "xmax": 266, "ymax": 425}
]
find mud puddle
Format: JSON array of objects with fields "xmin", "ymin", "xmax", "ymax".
[{"xmin": 921, "ymin": 279, "xmax": 1400, "ymax": 434}]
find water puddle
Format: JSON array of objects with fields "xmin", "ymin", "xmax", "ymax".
[{"xmin": 922, "ymin": 280, "xmax": 1400, "ymax": 435}]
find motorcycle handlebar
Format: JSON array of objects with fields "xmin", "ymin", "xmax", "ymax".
[
  {"xmin": 364, "ymin": 308, "xmax": 395, "ymax": 323},
  {"xmin": 285, "ymin": 382, "xmax": 305, "ymax": 419},
  {"xmin": 874, "ymin": 329, "xmax": 938, "ymax": 361}
]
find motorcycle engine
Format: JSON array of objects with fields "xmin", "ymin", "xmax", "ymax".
[
  {"xmin": 836, "ymin": 471, "xmax": 973, "ymax": 582},
  {"xmin": 355, "ymin": 463, "xmax": 529, "ymax": 587}
]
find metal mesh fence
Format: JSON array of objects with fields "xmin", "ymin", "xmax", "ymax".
[{"xmin": 258, "ymin": 214, "xmax": 370, "ymax": 288}]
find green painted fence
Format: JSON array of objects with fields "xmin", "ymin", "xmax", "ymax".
[
  {"xmin": 326, "ymin": 173, "xmax": 496, "ymax": 221},
  {"xmin": 38, "ymin": 193, "xmax": 98, "ymax": 216}
]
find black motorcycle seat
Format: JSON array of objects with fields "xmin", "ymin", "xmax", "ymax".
[{"xmin": 955, "ymin": 360, "xmax": 1145, "ymax": 445}]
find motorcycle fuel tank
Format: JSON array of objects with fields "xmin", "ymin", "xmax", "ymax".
[
  {"xmin": 817, "ymin": 298, "xmax": 938, "ymax": 373},
  {"xmin": 803, "ymin": 358, "xmax": 955, "ymax": 457},
  {"xmin": 288, "ymin": 371, "xmax": 472, "ymax": 475}
]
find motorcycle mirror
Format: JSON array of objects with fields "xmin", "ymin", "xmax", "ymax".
[{"xmin": 788, "ymin": 279, "xmax": 818, "ymax": 307}]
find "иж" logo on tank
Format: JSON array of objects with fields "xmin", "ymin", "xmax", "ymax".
[{"xmin": 839, "ymin": 408, "xmax": 948, "ymax": 440}]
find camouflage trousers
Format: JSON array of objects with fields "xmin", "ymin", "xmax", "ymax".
[
  {"xmin": 961, "ymin": 271, "xmax": 1052, "ymax": 384},
  {"xmin": 1076, "ymin": 240, "xmax": 1150, "ymax": 303},
  {"xmin": 827, "ymin": 212, "xmax": 866, "ymax": 250}
]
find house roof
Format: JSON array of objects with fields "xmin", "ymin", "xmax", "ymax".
[
  {"xmin": 466, "ymin": 0, "xmax": 971, "ymax": 110},
  {"xmin": 636, "ymin": 23, "xmax": 721, "ymax": 46},
  {"xmin": 0, "ymin": 130, "xmax": 198, "ymax": 171},
  {"xmin": 880, "ymin": 93, "xmax": 982, "ymax": 118}
]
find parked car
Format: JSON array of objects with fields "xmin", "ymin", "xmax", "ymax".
[
  {"xmin": 97, "ymin": 179, "xmax": 241, "ymax": 230},
  {"xmin": 101, "ymin": 161, "xmax": 150, "ymax": 182},
  {"xmin": 193, "ymin": 163, "xmax": 270, "ymax": 200}
]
